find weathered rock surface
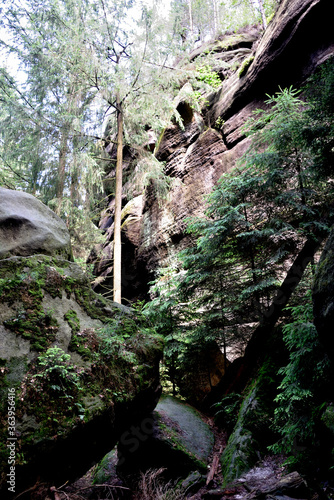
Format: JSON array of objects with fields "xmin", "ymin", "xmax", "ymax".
[
  {"xmin": 0, "ymin": 187, "xmax": 72, "ymax": 260},
  {"xmin": 219, "ymin": 354, "xmax": 279, "ymax": 485},
  {"xmin": 0, "ymin": 252, "xmax": 163, "ymax": 497},
  {"xmin": 91, "ymin": 0, "xmax": 334, "ymax": 301},
  {"xmin": 207, "ymin": 0, "xmax": 334, "ymax": 126},
  {"xmin": 203, "ymin": 464, "xmax": 311, "ymax": 500},
  {"xmin": 116, "ymin": 395, "xmax": 214, "ymax": 480},
  {"xmin": 313, "ymin": 226, "xmax": 334, "ymax": 364}
]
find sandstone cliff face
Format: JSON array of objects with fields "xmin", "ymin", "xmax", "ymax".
[{"xmin": 92, "ymin": 0, "xmax": 334, "ymax": 301}]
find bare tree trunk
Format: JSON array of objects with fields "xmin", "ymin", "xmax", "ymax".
[
  {"xmin": 56, "ymin": 127, "xmax": 69, "ymax": 216},
  {"xmin": 113, "ymin": 92, "xmax": 123, "ymax": 304},
  {"xmin": 250, "ymin": 0, "xmax": 267, "ymax": 29},
  {"xmin": 258, "ymin": 0, "xmax": 267, "ymax": 29}
]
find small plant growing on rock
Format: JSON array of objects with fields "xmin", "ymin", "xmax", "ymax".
[
  {"xmin": 213, "ymin": 393, "xmax": 242, "ymax": 432},
  {"xmin": 195, "ymin": 65, "xmax": 221, "ymax": 89},
  {"xmin": 33, "ymin": 346, "xmax": 82, "ymax": 397}
]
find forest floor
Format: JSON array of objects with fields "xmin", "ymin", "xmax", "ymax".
[{"xmin": 20, "ymin": 410, "xmax": 289, "ymax": 500}]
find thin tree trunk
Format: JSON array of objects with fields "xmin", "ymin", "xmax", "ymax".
[
  {"xmin": 113, "ymin": 92, "xmax": 123, "ymax": 304},
  {"xmin": 253, "ymin": 0, "xmax": 267, "ymax": 29},
  {"xmin": 213, "ymin": 0, "xmax": 219, "ymax": 35},
  {"xmin": 224, "ymin": 234, "xmax": 324, "ymax": 395},
  {"xmin": 56, "ymin": 126, "xmax": 69, "ymax": 216},
  {"xmin": 258, "ymin": 0, "xmax": 267, "ymax": 29}
]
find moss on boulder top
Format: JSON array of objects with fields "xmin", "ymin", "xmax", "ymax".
[
  {"xmin": 155, "ymin": 395, "xmax": 214, "ymax": 468},
  {"xmin": 0, "ymin": 254, "xmax": 163, "ymax": 497}
]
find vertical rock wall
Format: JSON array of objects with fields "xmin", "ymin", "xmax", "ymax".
[{"xmin": 91, "ymin": 0, "xmax": 334, "ymax": 302}]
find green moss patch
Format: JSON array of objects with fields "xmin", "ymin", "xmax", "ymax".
[
  {"xmin": 155, "ymin": 396, "xmax": 214, "ymax": 469},
  {"xmin": 238, "ymin": 56, "xmax": 254, "ymax": 78}
]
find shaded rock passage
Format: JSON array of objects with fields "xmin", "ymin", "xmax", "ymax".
[
  {"xmin": 45, "ymin": 399, "xmax": 315, "ymax": 500},
  {"xmin": 91, "ymin": 0, "xmax": 334, "ymax": 302}
]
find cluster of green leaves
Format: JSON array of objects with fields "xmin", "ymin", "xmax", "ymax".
[
  {"xmin": 269, "ymin": 291, "xmax": 331, "ymax": 472},
  {"xmin": 128, "ymin": 153, "xmax": 172, "ymax": 205},
  {"xmin": 195, "ymin": 65, "xmax": 221, "ymax": 89},
  {"xmin": 98, "ymin": 301, "xmax": 160, "ymax": 359},
  {"xmin": 32, "ymin": 346, "xmax": 82, "ymax": 397}
]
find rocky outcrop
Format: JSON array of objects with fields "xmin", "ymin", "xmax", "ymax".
[
  {"xmin": 0, "ymin": 193, "xmax": 163, "ymax": 498},
  {"xmin": 91, "ymin": 0, "xmax": 334, "ymax": 301},
  {"xmin": 206, "ymin": 467, "xmax": 311, "ymax": 500},
  {"xmin": 0, "ymin": 187, "xmax": 72, "ymax": 260},
  {"xmin": 207, "ymin": 0, "xmax": 334, "ymax": 128}
]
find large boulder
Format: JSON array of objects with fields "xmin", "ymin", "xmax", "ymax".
[
  {"xmin": 116, "ymin": 395, "xmax": 214, "ymax": 481},
  {"xmin": 0, "ymin": 254, "xmax": 163, "ymax": 497},
  {"xmin": 0, "ymin": 187, "xmax": 72, "ymax": 260}
]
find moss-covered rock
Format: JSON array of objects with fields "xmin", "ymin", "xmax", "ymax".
[
  {"xmin": 220, "ymin": 359, "xmax": 279, "ymax": 485},
  {"xmin": 220, "ymin": 384, "xmax": 260, "ymax": 485},
  {"xmin": 116, "ymin": 395, "xmax": 214, "ymax": 482},
  {"xmin": 93, "ymin": 449, "xmax": 119, "ymax": 484},
  {"xmin": 155, "ymin": 396, "xmax": 214, "ymax": 468},
  {"xmin": 238, "ymin": 56, "xmax": 255, "ymax": 78},
  {"xmin": 0, "ymin": 255, "xmax": 163, "ymax": 498}
]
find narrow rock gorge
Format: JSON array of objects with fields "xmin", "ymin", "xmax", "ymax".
[{"xmin": 1, "ymin": 0, "xmax": 334, "ymax": 498}]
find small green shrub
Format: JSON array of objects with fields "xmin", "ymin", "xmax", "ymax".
[
  {"xmin": 195, "ymin": 65, "xmax": 221, "ymax": 89},
  {"xmin": 33, "ymin": 346, "xmax": 81, "ymax": 397}
]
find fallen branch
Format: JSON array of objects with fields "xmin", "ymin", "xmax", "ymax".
[{"xmin": 206, "ymin": 453, "xmax": 220, "ymax": 485}]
